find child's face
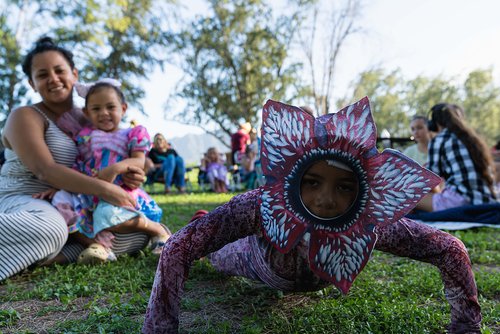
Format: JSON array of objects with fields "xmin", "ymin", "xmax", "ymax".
[
  {"xmin": 300, "ymin": 160, "xmax": 358, "ymax": 218},
  {"xmin": 207, "ymin": 149, "xmax": 218, "ymax": 161},
  {"xmin": 84, "ymin": 87, "xmax": 126, "ymax": 132}
]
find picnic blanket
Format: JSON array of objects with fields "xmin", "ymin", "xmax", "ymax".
[{"xmin": 407, "ymin": 203, "xmax": 500, "ymax": 230}]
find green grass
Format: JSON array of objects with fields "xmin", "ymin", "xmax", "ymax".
[{"xmin": 0, "ymin": 190, "xmax": 498, "ymax": 333}]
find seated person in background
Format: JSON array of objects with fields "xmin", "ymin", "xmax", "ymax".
[
  {"xmin": 239, "ymin": 145, "xmax": 258, "ymax": 189},
  {"xmin": 147, "ymin": 133, "xmax": 186, "ymax": 194},
  {"xmin": 492, "ymin": 139, "xmax": 500, "ymax": 190},
  {"xmin": 402, "ymin": 115, "xmax": 431, "ymax": 166},
  {"xmin": 416, "ymin": 103, "xmax": 498, "ymax": 212},
  {"xmin": 200, "ymin": 147, "xmax": 228, "ymax": 193},
  {"xmin": 231, "ymin": 121, "xmax": 252, "ymax": 164}
]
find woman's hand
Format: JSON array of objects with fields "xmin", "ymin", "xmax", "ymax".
[
  {"xmin": 122, "ymin": 165, "xmax": 146, "ymax": 189},
  {"xmin": 101, "ymin": 182, "xmax": 137, "ymax": 208}
]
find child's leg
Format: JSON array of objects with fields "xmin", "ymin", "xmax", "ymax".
[
  {"xmin": 375, "ymin": 218, "xmax": 481, "ymax": 333},
  {"xmin": 106, "ymin": 215, "xmax": 170, "ymax": 238}
]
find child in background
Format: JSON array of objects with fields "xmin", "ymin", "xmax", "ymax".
[
  {"xmin": 35, "ymin": 79, "xmax": 170, "ymax": 262},
  {"xmin": 144, "ymin": 98, "xmax": 481, "ymax": 334},
  {"xmin": 201, "ymin": 147, "xmax": 228, "ymax": 193}
]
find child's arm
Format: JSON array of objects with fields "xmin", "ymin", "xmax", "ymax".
[
  {"xmin": 98, "ymin": 151, "xmax": 146, "ymax": 184},
  {"xmin": 143, "ymin": 190, "xmax": 261, "ymax": 333}
]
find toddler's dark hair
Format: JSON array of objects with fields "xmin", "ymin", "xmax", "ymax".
[{"xmin": 85, "ymin": 82, "xmax": 126, "ymax": 106}]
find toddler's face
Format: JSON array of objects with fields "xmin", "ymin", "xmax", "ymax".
[
  {"xmin": 84, "ymin": 87, "xmax": 125, "ymax": 132},
  {"xmin": 207, "ymin": 149, "xmax": 218, "ymax": 161},
  {"xmin": 300, "ymin": 160, "xmax": 358, "ymax": 218}
]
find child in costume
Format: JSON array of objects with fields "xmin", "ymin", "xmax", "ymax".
[
  {"xmin": 38, "ymin": 79, "xmax": 170, "ymax": 262},
  {"xmin": 143, "ymin": 98, "xmax": 481, "ymax": 334}
]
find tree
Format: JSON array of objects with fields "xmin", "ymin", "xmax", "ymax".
[
  {"xmin": 340, "ymin": 67, "xmax": 500, "ymax": 144},
  {"xmin": 297, "ymin": 0, "xmax": 363, "ymax": 115},
  {"xmin": 462, "ymin": 69, "xmax": 500, "ymax": 144},
  {"xmin": 37, "ymin": 0, "xmax": 176, "ymax": 113},
  {"xmin": 171, "ymin": 0, "xmax": 309, "ymax": 144},
  {"xmin": 0, "ymin": 0, "xmax": 176, "ymax": 124},
  {"xmin": 339, "ymin": 68, "xmax": 411, "ymax": 137},
  {"xmin": 0, "ymin": 12, "xmax": 28, "ymax": 129}
]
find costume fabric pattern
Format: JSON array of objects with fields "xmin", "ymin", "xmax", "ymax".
[
  {"xmin": 72, "ymin": 125, "xmax": 162, "ymax": 237},
  {"xmin": 428, "ymin": 129, "xmax": 496, "ymax": 205}
]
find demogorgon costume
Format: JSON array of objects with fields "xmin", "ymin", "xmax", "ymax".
[{"xmin": 143, "ymin": 97, "xmax": 481, "ymax": 334}]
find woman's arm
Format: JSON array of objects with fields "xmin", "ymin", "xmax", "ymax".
[
  {"xmin": 143, "ymin": 190, "xmax": 261, "ymax": 334},
  {"xmin": 3, "ymin": 107, "xmax": 135, "ymax": 208}
]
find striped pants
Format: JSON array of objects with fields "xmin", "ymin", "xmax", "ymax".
[{"xmin": 0, "ymin": 195, "xmax": 149, "ymax": 281}]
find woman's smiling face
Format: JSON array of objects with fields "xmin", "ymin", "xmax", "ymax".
[{"xmin": 29, "ymin": 50, "xmax": 78, "ymax": 105}]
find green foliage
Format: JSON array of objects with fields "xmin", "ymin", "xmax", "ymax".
[
  {"xmin": 0, "ymin": 12, "xmax": 29, "ymax": 128},
  {"xmin": 172, "ymin": 0, "xmax": 309, "ymax": 142},
  {"xmin": 341, "ymin": 67, "xmax": 500, "ymax": 143},
  {"xmin": 37, "ymin": 0, "xmax": 176, "ymax": 113},
  {"xmin": 0, "ymin": 308, "xmax": 20, "ymax": 327},
  {"xmin": 0, "ymin": 0, "xmax": 176, "ymax": 122},
  {"xmin": 0, "ymin": 192, "xmax": 498, "ymax": 333}
]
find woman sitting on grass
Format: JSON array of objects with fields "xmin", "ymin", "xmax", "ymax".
[
  {"xmin": 143, "ymin": 98, "xmax": 481, "ymax": 334},
  {"xmin": 416, "ymin": 103, "xmax": 498, "ymax": 212},
  {"xmin": 0, "ymin": 37, "xmax": 150, "ymax": 281},
  {"xmin": 35, "ymin": 79, "xmax": 170, "ymax": 263}
]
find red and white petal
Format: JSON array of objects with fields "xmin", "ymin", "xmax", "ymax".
[
  {"xmin": 308, "ymin": 224, "xmax": 377, "ymax": 294},
  {"xmin": 261, "ymin": 100, "xmax": 316, "ymax": 180},
  {"xmin": 259, "ymin": 186, "xmax": 307, "ymax": 253},
  {"xmin": 321, "ymin": 96, "xmax": 377, "ymax": 155},
  {"xmin": 364, "ymin": 150, "xmax": 441, "ymax": 225}
]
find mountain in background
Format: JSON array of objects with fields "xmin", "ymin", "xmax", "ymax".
[{"xmin": 168, "ymin": 132, "xmax": 230, "ymax": 165}]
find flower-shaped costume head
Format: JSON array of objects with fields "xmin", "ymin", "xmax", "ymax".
[{"xmin": 258, "ymin": 97, "xmax": 440, "ymax": 294}]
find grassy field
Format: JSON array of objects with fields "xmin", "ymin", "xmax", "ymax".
[{"xmin": 0, "ymin": 188, "xmax": 498, "ymax": 334}]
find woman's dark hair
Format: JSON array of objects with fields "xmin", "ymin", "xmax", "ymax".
[
  {"xmin": 85, "ymin": 82, "xmax": 126, "ymax": 106},
  {"xmin": 430, "ymin": 103, "xmax": 496, "ymax": 196},
  {"xmin": 22, "ymin": 37, "xmax": 75, "ymax": 79}
]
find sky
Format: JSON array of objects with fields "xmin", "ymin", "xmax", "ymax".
[{"xmin": 127, "ymin": 0, "xmax": 500, "ymax": 140}]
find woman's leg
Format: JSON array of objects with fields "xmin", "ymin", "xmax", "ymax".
[
  {"xmin": 0, "ymin": 195, "xmax": 68, "ymax": 280},
  {"xmin": 161, "ymin": 155, "xmax": 176, "ymax": 192},
  {"xmin": 173, "ymin": 156, "xmax": 186, "ymax": 192},
  {"xmin": 375, "ymin": 218, "xmax": 481, "ymax": 333}
]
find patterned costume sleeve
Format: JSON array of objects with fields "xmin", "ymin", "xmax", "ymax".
[
  {"xmin": 128, "ymin": 125, "xmax": 151, "ymax": 154},
  {"xmin": 143, "ymin": 190, "xmax": 261, "ymax": 334},
  {"xmin": 376, "ymin": 218, "xmax": 482, "ymax": 333}
]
